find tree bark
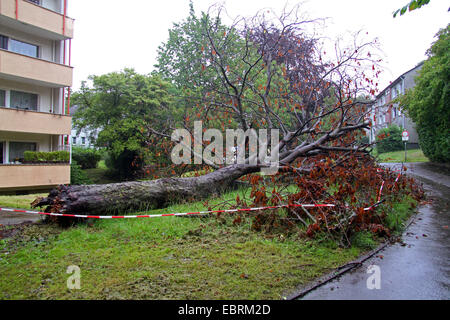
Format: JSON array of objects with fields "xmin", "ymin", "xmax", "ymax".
[{"xmin": 34, "ymin": 164, "xmax": 260, "ymax": 215}]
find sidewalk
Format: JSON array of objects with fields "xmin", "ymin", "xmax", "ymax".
[{"xmin": 0, "ymin": 208, "xmax": 41, "ymax": 226}]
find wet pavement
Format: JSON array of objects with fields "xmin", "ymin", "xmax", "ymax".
[
  {"xmin": 0, "ymin": 208, "xmax": 41, "ymax": 226},
  {"xmin": 300, "ymin": 162, "xmax": 450, "ymax": 300}
]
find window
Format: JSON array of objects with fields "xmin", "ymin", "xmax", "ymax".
[
  {"xmin": 28, "ymin": 0, "xmax": 41, "ymax": 5},
  {"xmin": 10, "ymin": 90, "xmax": 38, "ymax": 111},
  {"xmin": 9, "ymin": 142, "xmax": 36, "ymax": 163},
  {"xmin": 0, "ymin": 89, "xmax": 5, "ymax": 107},
  {"xmin": 72, "ymin": 137, "xmax": 77, "ymax": 144},
  {"xmin": 9, "ymin": 39, "xmax": 38, "ymax": 58},
  {"xmin": 0, "ymin": 142, "xmax": 3, "ymax": 164},
  {"xmin": 81, "ymin": 137, "xmax": 86, "ymax": 145},
  {"xmin": 0, "ymin": 34, "xmax": 39, "ymax": 58},
  {"xmin": 0, "ymin": 35, "xmax": 7, "ymax": 50}
]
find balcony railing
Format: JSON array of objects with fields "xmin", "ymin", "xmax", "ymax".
[
  {"xmin": 0, "ymin": 49, "xmax": 73, "ymax": 87},
  {"xmin": 1, "ymin": 105, "xmax": 65, "ymax": 115},
  {"xmin": 0, "ymin": 163, "xmax": 70, "ymax": 190},
  {"xmin": 0, "ymin": 106, "xmax": 72, "ymax": 135},
  {"xmin": 0, "ymin": 0, "xmax": 74, "ymax": 39}
]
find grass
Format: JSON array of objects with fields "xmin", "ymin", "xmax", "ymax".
[
  {"xmin": 0, "ymin": 187, "xmax": 364, "ymax": 300},
  {"xmin": 384, "ymin": 195, "xmax": 418, "ymax": 233},
  {"xmin": 83, "ymin": 160, "xmax": 119, "ymax": 185},
  {"xmin": 0, "ymin": 185, "xmax": 418, "ymax": 299},
  {"xmin": 375, "ymin": 149, "xmax": 429, "ymax": 163},
  {"xmin": 0, "ymin": 193, "xmax": 47, "ymax": 209}
]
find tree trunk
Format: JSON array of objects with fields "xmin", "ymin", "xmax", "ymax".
[{"xmin": 34, "ymin": 164, "xmax": 260, "ymax": 215}]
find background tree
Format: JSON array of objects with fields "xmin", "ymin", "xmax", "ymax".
[
  {"xmin": 393, "ymin": 0, "xmax": 449, "ymax": 18},
  {"xmin": 154, "ymin": 1, "xmax": 247, "ymax": 141},
  {"xmin": 72, "ymin": 69, "xmax": 177, "ymax": 178},
  {"xmin": 393, "ymin": 0, "xmax": 431, "ymax": 18},
  {"xmin": 399, "ymin": 24, "xmax": 449, "ymax": 162}
]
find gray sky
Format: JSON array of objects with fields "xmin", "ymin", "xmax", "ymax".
[{"xmin": 68, "ymin": 0, "xmax": 449, "ymax": 91}]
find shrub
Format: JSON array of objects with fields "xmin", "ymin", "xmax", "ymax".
[
  {"xmin": 104, "ymin": 149, "xmax": 143, "ymax": 179},
  {"xmin": 70, "ymin": 160, "xmax": 92, "ymax": 185},
  {"xmin": 376, "ymin": 125, "xmax": 404, "ymax": 153},
  {"xmin": 59, "ymin": 151, "xmax": 71, "ymax": 162},
  {"xmin": 24, "ymin": 151, "xmax": 38, "ymax": 162},
  {"xmin": 23, "ymin": 151, "xmax": 70, "ymax": 163},
  {"xmin": 72, "ymin": 147, "xmax": 102, "ymax": 169}
]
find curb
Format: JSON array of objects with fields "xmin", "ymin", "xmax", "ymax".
[{"xmin": 284, "ymin": 241, "xmax": 390, "ymax": 300}]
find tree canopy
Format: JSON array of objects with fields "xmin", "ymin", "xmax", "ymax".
[
  {"xmin": 393, "ymin": 0, "xmax": 431, "ymax": 18},
  {"xmin": 72, "ymin": 69, "xmax": 177, "ymax": 177},
  {"xmin": 153, "ymin": 3, "xmax": 381, "ymax": 168}
]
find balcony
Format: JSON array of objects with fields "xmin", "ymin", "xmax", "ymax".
[
  {"xmin": 0, "ymin": 107, "xmax": 71, "ymax": 135},
  {"xmin": 0, "ymin": 0, "xmax": 74, "ymax": 40},
  {"xmin": 0, "ymin": 49, "xmax": 73, "ymax": 87},
  {"xmin": 0, "ymin": 163, "xmax": 70, "ymax": 190}
]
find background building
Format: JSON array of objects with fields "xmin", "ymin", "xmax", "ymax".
[
  {"xmin": 369, "ymin": 62, "xmax": 423, "ymax": 149},
  {"xmin": 70, "ymin": 105, "xmax": 97, "ymax": 148},
  {"xmin": 0, "ymin": 0, "xmax": 74, "ymax": 192}
]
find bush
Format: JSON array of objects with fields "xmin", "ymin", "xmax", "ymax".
[
  {"xmin": 104, "ymin": 149, "xmax": 143, "ymax": 179},
  {"xmin": 70, "ymin": 160, "xmax": 92, "ymax": 185},
  {"xmin": 72, "ymin": 147, "xmax": 102, "ymax": 169},
  {"xmin": 23, "ymin": 151, "xmax": 70, "ymax": 163},
  {"xmin": 23, "ymin": 151, "xmax": 37, "ymax": 162},
  {"xmin": 376, "ymin": 125, "xmax": 404, "ymax": 154}
]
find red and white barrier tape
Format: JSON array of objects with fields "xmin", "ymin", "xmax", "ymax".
[
  {"xmin": 0, "ymin": 202, "xmax": 381, "ymax": 220},
  {"xmin": 377, "ymin": 180, "xmax": 385, "ymax": 202},
  {"xmin": 0, "ymin": 166, "xmax": 397, "ymax": 220}
]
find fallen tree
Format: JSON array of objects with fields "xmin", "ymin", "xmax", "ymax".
[
  {"xmin": 34, "ymin": 164, "xmax": 259, "ymax": 215},
  {"xmin": 35, "ymin": 4, "xmax": 382, "ymax": 216}
]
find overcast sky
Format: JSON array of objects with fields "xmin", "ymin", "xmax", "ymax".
[{"xmin": 68, "ymin": 0, "xmax": 449, "ymax": 91}]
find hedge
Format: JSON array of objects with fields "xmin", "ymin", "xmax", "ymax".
[
  {"xmin": 72, "ymin": 147, "xmax": 102, "ymax": 169},
  {"xmin": 70, "ymin": 160, "xmax": 92, "ymax": 185},
  {"xmin": 23, "ymin": 151, "xmax": 70, "ymax": 163},
  {"xmin": 376, "ymin": 125, "xmax": 404, "ymax": 154}
]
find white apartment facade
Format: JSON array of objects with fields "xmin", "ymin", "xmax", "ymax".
[{"xmin": 0, "ymin": 0, "xmax": 74, "ymax": 192}]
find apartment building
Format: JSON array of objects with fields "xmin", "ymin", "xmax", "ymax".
[
  {"xmin": 70, "ymin": 105, "xmax": 97, "ymax": 148},
  {"xmin": 368, "ymin": 62, "xmax": 423, "ymax": 148},
  {"xmin": 0, "ymin": 0, "xmax": 74, "ymax": 192}
]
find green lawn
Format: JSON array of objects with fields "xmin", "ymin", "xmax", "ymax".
[
  {"xmin": 0, "ymin": 193, "xmax": 47, "ymax": 209},
  {"xmin": 0, "ymin": 187, "xmax": 367, "ymax": 300},
  {"xmin": 376, "ymin": 149, "xmax": 429, "ymax": 163},
  {"xmin": 83, "ymin": 160, "xmax": 119, "ymax": 185},
  {"xmin": 0, "ymin": 185, "xmax": 418, "ymax": 299}
]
